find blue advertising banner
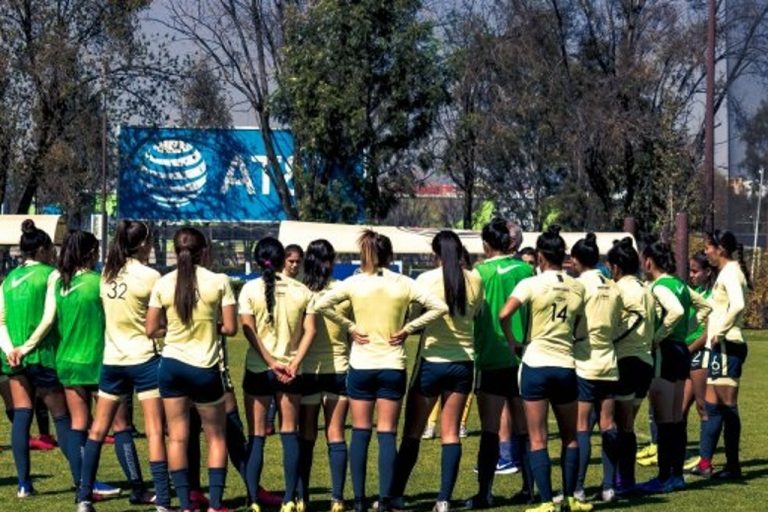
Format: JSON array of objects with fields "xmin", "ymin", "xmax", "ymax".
[{"xmin": 118, "ymin": 127, "xmax": 294, "ymax": 221}]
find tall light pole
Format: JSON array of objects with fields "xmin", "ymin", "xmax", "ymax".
[
  {"xmin": 752, "ymin": 168, "xmax": 764, "ymax": 277},
  {"xmin": 703, "ymin": 0, "xmax": 716, "ymax": 233}
]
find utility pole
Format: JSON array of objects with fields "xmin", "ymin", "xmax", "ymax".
[{"xmin": 703, "ymin": 0, "xmax": 716, "ymax": 233}]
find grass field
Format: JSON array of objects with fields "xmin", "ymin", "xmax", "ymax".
[{"xmin": 1, "ymin": 333, "xmax": 767, "ymax": 512}]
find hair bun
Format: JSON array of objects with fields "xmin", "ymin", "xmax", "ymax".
[
  {"xmin": 21, "ymin": 219, "xmax": 36, "ymax": 234},
  {"xmin": 546, "ymin": 224, "xmax": 561, "ymax": 237},
  {"xmin": 585, "ymin": 232, "xmax": 597, "ymax": 245},
  {"xmin": 620, "ymin": 237, "xmax": 633, "ymax": 247}
]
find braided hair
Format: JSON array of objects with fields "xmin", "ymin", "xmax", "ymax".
[{"xmin": 254, "ymin": 237, "xmax": 286, "ymax": 324}]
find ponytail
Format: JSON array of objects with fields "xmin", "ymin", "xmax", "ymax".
[
  {"xmin": 19, "ymin": 219, "xmax": 52, "ymax": 259},
  {"xmin": 536, "ymin": 225, "xmax": 566, "ymax": 266},
  {"xmin": 172, "ymin": 227, "xmax": 207, "ymax": 325},
  {"xmin": 708, "ymin": 230, "xmax": 753, "ymax": 290},
  {"xmin": 736, "ymin": 243, "xmax": 753, "ymax": 290},
  {"xmin": 58, "ymin": 230, "xmax": 99, "ymax": 290},
  {"xmin": 571, "ymin": 232, "xmax": 600, "ymax": 268},
  {"xmin": 432, "ymin": 231, "xmax": 467, "ymax": 316},
  {"xmin": 254, "ymin": 237, "xmax": 286, "ymax": 324},
  {"xmin": 358, "ymin": 229, "xmax": 393, "ymax": 272},
  {"xmin": 104, "ymin": 220, "xmax": 150, "ymax": 281}
]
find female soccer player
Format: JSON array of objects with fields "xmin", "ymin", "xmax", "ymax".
[
  {"xmin": 682, "ymin": 251, "xmax": 716, "ymax": 470},
  {"xmin": 240, "ymin": 237, "xmax": 316, "ymax": 512},
  {"xmin": 284, "ymin": 244, "xmax": 305, "ymax": 280},
  {"xmin": 606, "ymin": 238, "xmax": 654, "ymax": 494},
  {"xmin": 693, "ymin": 230, "xmax": 750, "ymax": 479},
  {"xmin": 499, "ymin": 225, "xmax": 591, "ymax": 512},
  {"xmin": 296, "ymin": 239, "xmax": 350, "ymax": 512},
  {"xmin": 468, "ymin": 218, "xmax": 534, "ymax": 509},
  {"xmin": 146, "ymin": 227, "xmax": 237, "ymax": 512},
  {"xmin": 390, "ymin": 231, "xmax": 483, "ymax": 512},
  {"xmin": 0, "ymin": 220, "xmax": 71, "ymax": 498},
  {"xmin": 638, "ymin": 242, "xmax": 710, "ymax": 494},
  {"xmin": 314, "ymin": 229, "xmax": 448, "ymax": 512},
  {"xmin": 570, "ymin": 234, "xmax": 622, "ymax": 503}
]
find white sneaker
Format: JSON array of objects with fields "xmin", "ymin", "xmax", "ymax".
[
  {"xmin": 422, "ymin": 424, "xmax": 436, "ymax": 439},
  {"xmin": 553, "ymin": 493, "xmax": 564, "ymax": 505},
  {"xmin": 601, "ymin": 488, "xmax": 616, "ymax": 502},
  {"xmin": 573, "ymin": 489, "xmax": 587, "ymax": 502},
  {"xmin": 433, "ymin": 500, "xmax": 450, "ymax": 512}
]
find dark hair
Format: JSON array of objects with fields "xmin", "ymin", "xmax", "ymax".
[
  {"xmin": 58, "ymin": 230, "xmax": 99, "ymax": 290},
  {"xmin": 690, "ymin": 250, "xmax": 716, "ymax": 291},
  {"xmin": 255, "ymin": 237, "xmax": 286, "ymax": 324},
  {"xmin": 607, "ymin": 238, "xmax": 640, "ymax": 275},
  {"xmin": 20, "ymin": 219, "xmax": 52, "ymax": 257},
  {"xmin": 481, "ymin": 217, "xmax": 510, "ymax": 252},
  {"xmin": 536, "ymin": 225, "xmax": 566, "ymax": 266},
  {"xmin": 433, "ymin": 231, "xmax": 467, "ymax": 316},
  {"xmin": 303, "ymin": 239, "xmax": 335, "ymax": 292},
  {"xmin": 519, "ymin": 246, "xmax": 536, "ymax": 259},
  {"xmin": 104, "ymin": 220, "xmax": 150, "ymax": 281},
  {"xmin": 460, "ymin": 245, "xmax": 471, "ymax": 269},
  {"xmin": 358, "ymin": 229, "xmax": 393, "ymax": 271},
  {"xmin": 285, "ymin": 244, "xmax": 304, "ymax": 258},
  {"xmin": 173, "ymin": 227, "xmax": 208, "ymax": 325},
  {"xmin": 642, "ymin": 241, "xmax": 676, "ymax": 274},
  {"xmin": 707, "ymin": 230, "xmax": 752, "ymax": 289},
  {"xmin": 571, "ymin": 232, "xmax": 600, "ymax": 268}
]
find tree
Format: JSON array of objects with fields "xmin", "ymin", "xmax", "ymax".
[
  {"xmin": 276, "ymin": 0, "xmax": 448, "ymax": 221},
  {"xmin": 179, "ymin": 59, "xmax": 233, "ymax": 128},
  {"xmin": 742, "ymin": 100, "xmax": 768, "ymax": 178}
]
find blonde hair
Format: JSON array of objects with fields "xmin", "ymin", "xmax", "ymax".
[{"xmin": 358, "ymin": 229, "xmax": 393, "ymax": 272}]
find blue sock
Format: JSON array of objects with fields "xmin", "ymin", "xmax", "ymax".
[
  {"xmin": 12, "ymin": 408, "xmax": 33, "ymax": 485},
  {"xmin": 601, "ymin": 428, "xmax": 619, "ymax": 489},
  {"xmin": 438, "ymin": 442, "xmax": 462, "ymax": 501},
  {"xmin": 499, "ymin": 440, "xmax": 513, "ymax": 462},
  {"xmin": 672, "ymin": 422, "xmax": 686, "ymax": 477},
  {"xmin": 391, "ymin": 436, "xmax": 420, "ymax": 500},
  {"xmin": 114, "ymin": 429, "xmax": 144, "ymax": 492},
  {"xmin": 377, "ymin": 431, "xmax": 397, "ymax": 507},
  {"xmin": 226, "ymin": 410, "xmax": 248, "ymax": 482},
  {"xmin": 563, "ymin": 446, "xmax": 579, "ymax": 497},
  {"xmin": 700, "ymin": 402, "xmax": 722, "ymax": 460},
  {"xmin": 477, "ymin": 431, "xmax": 499, "ymax": 500},
  {"xmin": 53, "ymin": 414, "xmax": 73, "ymax": 479},
  {"xmin": 518, "ymin": 434, "xmax": 533, "ymax": 496},
  {"xmin": 529, "ymin": 448, "xmax": 553, "ymax": 501},
  {"xmin": 350, "ymin": 428, "xmax": 372, "ymax": 500},
  {"xmin": 149, "ymin": 461, "xmax": 171, "ymax": 508},
  {"xmin": 245, "ymin": 436, "xmax": 265, "ymax": 505},
  {"xmin": 297, "ymin": 438, "xmax": 315, "ymax": 502},
  {"xmin": 170, "ymin": 469, "xmax": 190, "ymax": 510},
  {"xmin": 208, "ymin": 467, "xmax": 227, "ymax": 509},
  {"xmin": 509, "ymin": 434, "xmax": 521, "ymax": 467},
  {"xmin": 328, "ymin": 441, "xmax": 347, "ymax": 501},
  {"xmin": 576, "ymin": 431, "xmax": 591, "ymax": 492},
  {"xmin": 656, "ymin": 422, "xmax": 673, "ymax": 481},
  {"xmin": 77, "ymin": 439, "xmax": 103, "ymax": 502},
  {"xmin": 187, "ymin": 409, "xmax": 202, "ymax": 490},
  {"xmin": 721, "ymin": 404, "xmax": 741, "ymax": 467},
  {"xmin": 281, "ymin": 432, "xmax": 301, "ymax": 503},
  {"xmin": 69, "ymin": 429, "xmax": 88, "ymax": 487}
]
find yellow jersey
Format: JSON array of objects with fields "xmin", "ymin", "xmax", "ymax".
[
  {"xmin": 101, "ymin": 258, "xmax": 161, "ymax": 365},
  {"xmin": 238, "ymin": 274, "xmax": 314, "ymax": 374},
  {"xmin": 613, "ymin": 275, "xmax": 654, "ymax": 365},
  {"xmin": 512, "ymin": 270, "xmax": 585, "ymax": 369},
  {"xmin": 301, "ymin": 279, "xmax": 351, "ymax": 374},
  {"xmin": 574, "ymin": 270, "xmax": 621, "ymax": 380},
  {"xmin": 313, "ymin": 268, "xmax": 448, "ymax": 370},
  {"xmin": 416, "ymin": 268, "xmax": 484, "ymax": 363},
  {"xmin": 149, "ymin": 267, "xmax": 236, "ymax": 368},
  {"xmin": 707, "ymin": 261, "xmax": 747, "ymax": 344}
]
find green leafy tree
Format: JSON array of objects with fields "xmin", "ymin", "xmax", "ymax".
[{"xmin": 277, "ymin": 0, "xmax": 447, "ymax": 221}]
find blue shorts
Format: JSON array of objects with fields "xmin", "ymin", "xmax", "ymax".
[
  {"xmin": 520, "ymin": 364, "xmax": 577, "ymax": 404},
  {"xmin": 577, "ymin": 376, "xmax": 617, "ymax": 402},
  {"xmin": 301, "ymin": 373, "xmax": 348, "ymax": 405},
  {"xmin": 690, "ymin": 348, "xmax": 709, "ymax": 371},
  {"xmin": 655, "ymin": 339, "xmax": 690, "ymax": 382},
  {"xmin": 412, "ymin": 359, "xmax": 473, "ymax": 397},
  {"xmin": 99, "ymin": 356, "xmax": 161, "ymax": 400},
  {"xmin": 243, "ymin": 369, "xmax": 303, "ymax": 396},
  {"xmin": 708, "ymin": 341, "xmax": 748, "ymax": 383},
  {"xmin": 346, "ymin": 368, "xmax": 406, "ymax": 401},
  {"xmin": 15, "ymin": 364, "xmax": 61, "ymax": 390},
  {"xmin": 616, "ymin": 356, "xmax": 653, "ymax": 400},
  {"xmin": 475, "ymin": 366, "xmax": 519, "ymax": 399},
  {"xmin": 158, "ymin": 357, "xmax": 225, "ymax": 405}
]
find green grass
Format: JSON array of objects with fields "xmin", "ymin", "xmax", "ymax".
[{"xmin": 2, "ymin": 333, "xmax": 768, "ymax": 511}]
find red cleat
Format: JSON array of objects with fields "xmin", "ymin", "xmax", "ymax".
[
  {"xmin": 190, "ymin": 488, "xmax": 210, "ymax": 511},
  {"xmin": 257, "ymin": 486, "xmax": 283, "ymax": 507},
  {"xmin": 104, "ymin": 434, "xmax": 115, "ymax": 445},
  {"xmin": 29, "ymin": 434, "xmax": 57, "ymax": 450}
]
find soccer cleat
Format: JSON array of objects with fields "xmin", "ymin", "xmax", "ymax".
[
  {"xmin": 352, "ymin": 500, "xmax": 366, "ymax": 512},
  {"xmin": 459, "ymin": 424, "xmax": 468, "ymax": 438},
  {"xmin": 552, "ymin": 494, "xmax": 564, "ymax": 505},
  {"xmin": 684, "ymin": 455, "xmax": 702, "ymax": 471},
  {"xmin": 129, "ymin": 490, "xmax": 156, "ymax": 505},
  {"xmin": 190, "ymin": 489, "xmax": 210, "ymax": 510},
  {"xmin": 572, "ymin": 488, "xmax": 587, "ymax": 502},
  {"xmin": 637, "ymin": 454, "xmax": 658, "ymax": 466},
  {"xmin": 637, "ymin": 477, "xmax": 667, "ymax": 494},
  {"xmin": 296, "ymin": 499, "xmax": 307, "ymax": 512},
  {"xmin": 281, "ymin": 502, "xmax": 298, "ymax": 512},
  {"xmin": 690, "ymin": 462, "xmax": 714, "ymax": 478},
  {"xmin": 667, "ymin": 476, "xmax": 686, "ymax": 491},
  {"xmin": 495, "ymin": 458, "xmax": 519, "ymax": 475},
  {"xmin": 510, "ymin": 489, "xmax": 534, "ymax": 505},
  {"xmin": 17, "ymin": 481, "xmax": 34, "ymax": 498},
  {"xmin": 465, "ymin": 494, "xmax": 494, "ymax": 509},
  {"xmin": 76, "ymin": 501, "xmax": 96, "ymax": 512},
  {"xmin": 29, "ymin": 434, "xmax": 57, "ymax": 450},
  {"xmin": 250, "ymin": 504, "xmax": 262, "ymax": 512},
  {"xmin": 600, "ymin": 488, "xmax": 616, "ymax": 503},
  {"xmin": 636, "ymin": 442, "xmax": 657, "ymax": 459},
  {"xmin": 714, "ymin": 467, "xmax": 744, "ymax": 480},
  {"xmin": 258, "ymin": 487, "xmax": 283, "ymax": 507},
  {"xmin": 524, "ymin": 502, "xmax": 557, "ymax": 512},
  {"xmin": 565, "ymin": 496, "xmax": 594, "ymax": 511},
  {"xmin": 93, "ymin": 481, "xmax": 122, "ymax": 498},
  {"xmin": 330, "ymin": 500, "xmax": 345, "ymax": 512},
  {"xmin": 433, "ymin": 501, "xmax": 450, "ymax": 512},
  {"xmin": 422, "ymin": 424, "xmax": 436, "ymax": 439}
]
